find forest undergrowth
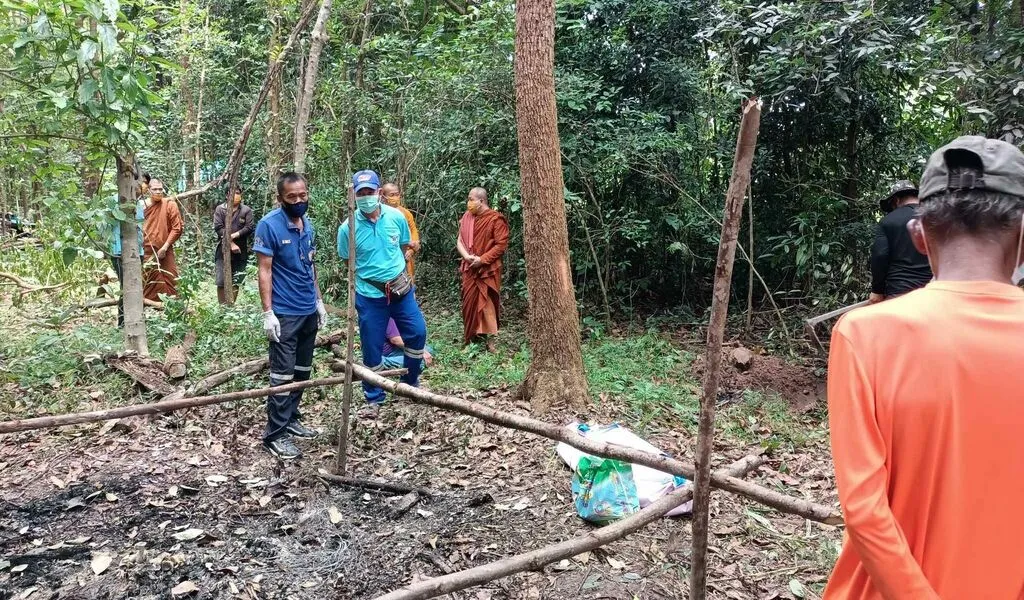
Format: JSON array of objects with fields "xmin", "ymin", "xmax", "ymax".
[{"xmin": 0, "ymin": 259, "xmax": 839, "ymax": 599}]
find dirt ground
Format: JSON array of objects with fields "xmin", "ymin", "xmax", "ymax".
[
  {"xmin": 0, "ymin": 356, "xmax": 840, "ymax": 600},
  {"xmin": 692, "ymin": 345, "xmax": 825, "ymax": 414}
]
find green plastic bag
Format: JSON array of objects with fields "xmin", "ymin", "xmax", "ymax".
[{"xmin": 571, "ymin": 456, "xmax": 640, "ymax": 524}]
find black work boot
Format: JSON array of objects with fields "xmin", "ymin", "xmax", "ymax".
[
  {"xmin": 286, "ymin": 420, "xmax": 318, "ymax": 439},
  {"xmin": 264, "ymin": 436, "xmax": 302, "ymax": 460}
]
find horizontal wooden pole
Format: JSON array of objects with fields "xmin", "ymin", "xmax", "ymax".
[
  {"xmin": 0, "ymin": 376, "xmax": 346, "ymax": 435},
  {"xmin": 375, "ymin": 455, "xmax": 766, "ymax": 600},
  {"xmin": 335, "ymin": 355, "xmax": 842, "ymax": 525}
]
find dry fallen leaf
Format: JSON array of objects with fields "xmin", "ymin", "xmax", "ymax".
[
  {"xmin": 105, "ymin": 493, "xmax": 118, "ymax": 502},
  {"xmin": 416, "ymin": 509, "xmax": 434, "ymax": 518},
  {"xmin": 91, "ymin": 553, "xmax": 113, "ymax": 575},
  {"xmin": 606, "ymin": 556, "xmax": 626, "ymax": 570},
  {"xmin": 328, "ymin": 506, "xmax": 343, "ymax": 525},
  {"xmin": 171, "ymin": 580, "xmax": 198, "ymax": 596},
  {"xmin": 258, "ymin": 495, "xmax": 272, "ymax": 507},
  {"xmin": 205, "ymin": 475, "xmax": 228, "ymax": 487},
  {"xmin": 11, "ymin": 564, "xmax": 27, "ymax": 573},
  {"xmin": 49, "ymin": 476, "xmax": 66, "ymax": 489},
  {"xmin": 172, "ymin": 529, "xmax": 205, "ymax": 542}
]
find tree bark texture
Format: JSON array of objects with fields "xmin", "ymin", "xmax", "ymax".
[
  {"xmin": 221, "ymin": 0, "xmax": 319, "ymax": 305},
  {"xmin": 374, "ymin": 456, "xmax": 766, "ymax": 600},
  {"xmin": 115, "ymin": 154, "xmax": 148, "ymax": 356},
  {"xmin": 293, "ymin": 0, "xmax": 333, "ymax": 174},
  {"xmin": 513, "ymin": 0, "xmax": 588, "ymax": 413},
  {"xmin": 690, "ymin": 98, "xmax": 761, "ymax": 600}
]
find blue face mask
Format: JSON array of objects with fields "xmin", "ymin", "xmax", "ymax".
[
  {"xmin": 357, "ymin": 194, "xmax": 380, "ymax": 214},
  {"xmin": 282, "ymin": 201, "xmax": 308, "ymax": 219}
]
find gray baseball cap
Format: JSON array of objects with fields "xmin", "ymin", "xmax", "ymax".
[
  {"xmin": 919, "ymin": 135, "xmax": 1024, "ymax": 201},
  {"xmin": 879, "ymin": 180, "xmax": 919, "ymax": 213}
]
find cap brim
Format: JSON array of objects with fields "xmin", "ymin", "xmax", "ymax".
[{"xmin": 354, "ymin": 182, "xmax": 379, "ymax": 192}]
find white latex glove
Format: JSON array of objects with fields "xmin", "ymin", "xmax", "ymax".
[
  {"xmin": 316, "ymin": 299, "xmax": 327, "ymax": 329},
  {"xmin": 263, "ymin": 310, "xmax": 281, "ymax": 343}
]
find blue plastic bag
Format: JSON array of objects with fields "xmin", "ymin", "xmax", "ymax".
[{"xmin": 571, "ymin": 456, "xmax": 641, "ymax": 524}]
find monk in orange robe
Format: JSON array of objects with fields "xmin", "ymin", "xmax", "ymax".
[
  {"xmin": 457, "ymin": 187, "xmax": 509, "ymax": 350},
  {"xmin": 141, "ymin": 178, "xmax": 184, "ymax": 301},
  {"xmin": 381, "ymin": 183, "xmax": 421, "ymax": 277}
]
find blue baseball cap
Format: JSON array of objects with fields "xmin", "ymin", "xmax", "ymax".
[{"xmin": 353, "ymin": 170, "xmax": 380, "ymax": 192}]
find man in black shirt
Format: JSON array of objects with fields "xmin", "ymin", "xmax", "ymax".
[{"xmin": 870, "ymin": 180, "xmax": 933, "ymax": 303}]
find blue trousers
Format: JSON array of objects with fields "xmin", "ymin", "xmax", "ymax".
[{"xmin": 356, "ymin": 290, "xmax": 427, "ymax": 404}]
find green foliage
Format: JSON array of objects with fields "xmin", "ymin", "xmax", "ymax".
[
  {"xmin": 584, "ymin": 332, "xmax": 698, "ymax": 431},
  {"xmin": 2, "ymin": 0, "xmax": 1022, "ymax": 331},
  {"xmin": 1, "ymin": 0, "xmax": 169, "ymax": 152}
]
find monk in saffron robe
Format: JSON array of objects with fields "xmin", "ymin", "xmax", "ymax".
[
  {"xmin": 381, "ymin": 183, "xmax": 421, "ymax": 278},
  {"xmin": 141, "ymin": 178, "xmax": 184, "ymax": 301},
  {"xmin": 457, "ymin": 187, "xmax": 509, "ymax": 350}
]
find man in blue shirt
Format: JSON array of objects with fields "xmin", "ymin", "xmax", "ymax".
[
  {"xmin": 253, "ymin": 172, "xmax": 328, "ymax": 460},
  {"xmin": 337, "ymin": 169, "xmax": 427, "ymax": 417}
]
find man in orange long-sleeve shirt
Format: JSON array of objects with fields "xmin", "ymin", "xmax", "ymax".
[
  {"xmin": 142, "ymin": 178, "xmax": 184, "ymax": 301},
  {"xmin": 825, "ymin": 136, "xmax": 1024, "ymax": 599}
]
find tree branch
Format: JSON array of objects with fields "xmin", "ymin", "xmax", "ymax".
[{"xmin": 333, "ymin": 354, "xmax": 843, "ymax": 525}]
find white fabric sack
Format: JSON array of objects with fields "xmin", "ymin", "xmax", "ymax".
[{"xmin": 556, "ymin": 422, "xmax": 692, "ymax": 516}]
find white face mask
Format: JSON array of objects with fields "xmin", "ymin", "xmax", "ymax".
[{"xmin": 1012, "ymin": 213, "xmax": 1024, "ymax": 285}]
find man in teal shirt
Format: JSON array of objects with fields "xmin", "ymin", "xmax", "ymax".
[{"xmin": 337, "ymin": 169, "xmax": 427, "ymax": 416}]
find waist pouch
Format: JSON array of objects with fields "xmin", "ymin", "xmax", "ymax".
[{"xmin": 368, "ymin": 271, "xmax": 412, "ymax": 301}]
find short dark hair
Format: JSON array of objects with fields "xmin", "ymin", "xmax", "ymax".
[
  {"xmin": 919, "ymin": 166, "xmax": 1024, "ymax": 239},
  {"xmin": 142, "ymin": 172, "xmax": 151, "ymax": 184},
  {"xmin": 277, "ymin": 172, "xmax": 307, "ymax": 199}
]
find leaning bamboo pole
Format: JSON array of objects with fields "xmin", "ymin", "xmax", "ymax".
[
  {"xmin": 338, "ymin": 358, "xmax": 842, "ymax": 525},
  {"xmin": 334, "ymin": 183, "xmax": 358, "ymax": 474}
]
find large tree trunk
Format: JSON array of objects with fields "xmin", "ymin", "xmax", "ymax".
[
  {"xmin": 513, "ymin": 0, "xmax": 588, "ymax": 413},
  {"xmin": 292, "ymin": 0, "xmax": 333, "ymax": 174},
  {"xmin": 116, "ymin": 154, "xmax": 148, "ymax": 356}
]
